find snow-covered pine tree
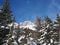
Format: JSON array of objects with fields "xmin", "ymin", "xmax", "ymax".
[
  {"xmin": 35, "ymin": 16, "xmax": 42, "ymax": 31},
  {"xmin": 44, "ymin": 16, "xmax": 53, "ymax": 45},
  {"xmin": 35, "ymin": 16, "xmax": 44, "ymax": 45},
  {"xmin": 0, "ymin": 0, "xmax": 13, "ymax": 45},
  {"xmin": 15, "ymin": 23, "xmax": 20, "ymax": 45},
  {"xmin": 7, "ymin": 17, "xmax": 15, "ymax": 45},
  {"xmin": 56, "ymin": 14, "xmax": 60, "ymax": 45},
  {"xmin": 1, "ymin": 0, "xmax": 13, "ymax": 25}
]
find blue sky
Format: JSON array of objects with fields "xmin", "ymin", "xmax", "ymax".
[{"xmin": 0, "ymin": 0, "xmax": 60, "ymax": 22}]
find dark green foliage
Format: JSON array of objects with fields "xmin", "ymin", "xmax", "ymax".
[
  {"xmin": 0, "ymin": 0, "xmax": 14, "ymax": 45},
  {"xmin": 56, "ymin": 14, "xmax": 60, "ymax": 44},
  {"xmin": 45, "ymin": 16, "xmax": 52, "ymax": 24},
  {"xmin": 0, "ymin": 0, "xmax": 13, "ymax": 26}
]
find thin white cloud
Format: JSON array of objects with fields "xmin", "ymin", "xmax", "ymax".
[
  {"xmin": 47, "ymin": 0, "xmax": 60, "ymax": 13},
  {"xmin": 46, "ymin": 0, "xmax": 60, "ymax": 16},
  {"xmin": 46, "ymin": 0, "xmax": 60, "ymax": 20}
]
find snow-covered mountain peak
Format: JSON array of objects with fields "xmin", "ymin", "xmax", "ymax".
[
  {"xmin": 20, "ymin": 21, "xmax": 34, "ymax": 26},
  {"xmin": 8, "ymin": 21, "xmax": 37, "ymax": 31},
  {"xmin": 20, "ymin": 21, "xmax": 36, "ymax": 31}
]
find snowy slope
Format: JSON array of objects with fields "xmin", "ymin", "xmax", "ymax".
[
  {"xmin": 20, "ymin": 21, "xmax": 36, "ymax": 31},
  {"xmin": 8, "ymin": 21, "xmax": 37, "ymax": 31}
]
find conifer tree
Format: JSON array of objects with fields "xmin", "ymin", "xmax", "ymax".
[
  {"xmin": 56, "ymin": 14, "xmax": 60, "ymax": 45},
  {"xmin": 35, "ymin": 16, "xmax": 45, "ymax": 45},
  {"xmin": 44, "ymin": 16, "xmax": 53, "ymax": 45},
  {"xmin": 1, "ymin": 0, "xmax": 13, "ymax": 26},
  {"xmin": 0, "ymin": 0, "xmax": 13, "ymax": 45},
  {"xmin": 35, "ymin": 16, "xmax": 42, "ymax": 31},
  {"xmin": 16, "ymin": 24, "xmax": 20, "ymax": 45},
  {"xmin": 45, "ymin": 16, "xmax": 52, "ymax": 25}
]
